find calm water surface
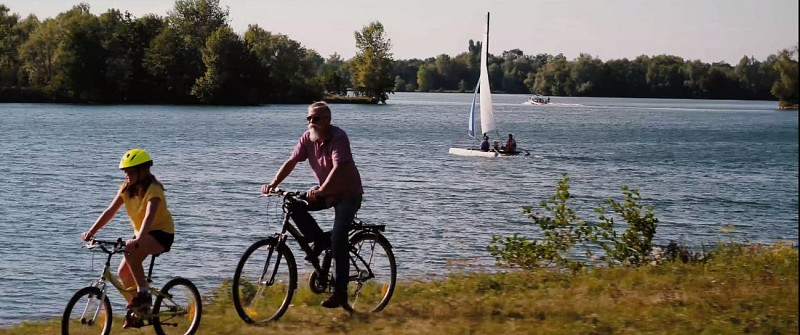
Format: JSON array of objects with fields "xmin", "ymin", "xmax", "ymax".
[{"xmin": 0, "ymin": 93, "xmax": 797, "ymax": 325}]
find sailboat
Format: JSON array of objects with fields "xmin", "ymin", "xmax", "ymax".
[{"xmin": 448, "ymin": 13, "xmax": 525, "ymax": 158}]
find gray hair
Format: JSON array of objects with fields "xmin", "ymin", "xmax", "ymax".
[{"xmin": 309, "ymin": 101, "xmax": 332, "ymax": 116}]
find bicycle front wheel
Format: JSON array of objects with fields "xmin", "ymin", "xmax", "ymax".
[
  {"xmin": 346, "ymin": 232, "xmax": 396, "ymax": 313},
  {"xmin": 61, "ymin": 286, "xmax": 112, "ymax": 335},
  {"xmin": 152, "ymin": 277, "xmax": 202, "ymax": 335},
  {"xmin": 232, "ymin": 238, "xmax": 297, "ymax": 324}
]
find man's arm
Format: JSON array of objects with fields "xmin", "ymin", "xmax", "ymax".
[
  {"xmin": 262, "ymin": 159, "xmax": 299, "ymax": 194},
  {"xmin": 312, "ymin": 161, "xmax": 357, "ymax": 198}
]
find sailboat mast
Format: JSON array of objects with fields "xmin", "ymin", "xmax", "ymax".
[
  {"xmin": 478, "ymin": 11, "xmax": 497, "ymax": 137},
  {"xmin": 485, "ymin": 12, "xmax": 489, "ymax": 56}
]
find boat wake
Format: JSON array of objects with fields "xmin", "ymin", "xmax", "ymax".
[{"xmin": 522, "ymin": 102, "xmax": 585, "ymax": 107}]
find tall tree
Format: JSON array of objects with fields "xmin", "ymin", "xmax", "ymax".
[
  {"xmin": 416, "ymin": 64, "xmax": 433, "ymax": 92},
  {"xmin": 193, "ymin": 26, "xmax": 258, "ymax": 104},
  {"xmin": 53, "ymin": 4, "xmax": 105, "ymax": 101},
  {"xmin": 143, "ymin": 0, "xmax": 230, "ymax": 103},
  {"xmin": 17, "ymin": 17, "xmax": 53, "ymax": 87},
  {"xmin": 244, "ymin": 25, "xmax": 321, "ymax": 103},
  {"xmin": 0, "ymin": 5, "xmax": 22, "ymax": 86},
  {"xmin": 771, "ymin": 45, "xmax": 799, "ymax": 106},
  {"xmin": 351, "ymin": 21, "xmax": 393, "ymax": 103}
]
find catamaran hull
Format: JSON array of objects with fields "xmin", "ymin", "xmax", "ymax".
[
  {"xmin": 527, "ymin": 100, "xmax": 549, "ymax": 105},
  {"xmin": 448, "ymin": 148, "xmax": 521, "ymax": 158}
]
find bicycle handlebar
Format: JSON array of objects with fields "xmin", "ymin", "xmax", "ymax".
[
  {"xmin": 262, "ymin": 188, "xmax": 309, "ymax": 206},
  {"xmin": 84, "ymin": 237, "xmax": 126, "ymax": 254}
]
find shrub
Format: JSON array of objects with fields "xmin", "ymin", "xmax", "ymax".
[
  {"xmin": 488, "ymin": 173, "xmax": 661, "ymax": 271},
  {"xmin": 592, "ymin": 186, "xmax": 659, "ymax": 266}
]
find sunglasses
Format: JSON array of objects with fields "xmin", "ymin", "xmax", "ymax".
[{"xmin": 306, "ymin": 115, "xmax": 329, "ymax": 123}]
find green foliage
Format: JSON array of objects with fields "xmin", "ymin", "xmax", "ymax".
[
  {"xmin": 244, "ymin": 25, "xmax": 322, "ymax": 103},
  {"xmin": 416, "ymin": 64, "xmax": 433, "ymax": 92},
  {"xmin": 1, "ymin": 2, "xmax": 796, "ymax": 104},
  {"xmin": 489, "ymin": 174, "xmax": 661, "ymax": 271},
  {"xmin": 488, "ymin": 174, "xmax": 593, "ymax": 272},
  {"xmin": 392, "ymin": 75, "xmax": 406, "ymax": 92},
  {"xmin": 593, "ymin": 186, "xmax": 659, "ymax": 266},
  {"xmin": 17, "ymin": 17, "xmax": 55, "ymax": 86},
  {"xmin": 322, "ymin": 71, "xmax": 348, "ymax": 96},
  {"xmin": 193, "ymin": 26, "xmax": 258, "ymax": 104},
  {"xmin": 771, "ymin": 45, "xmax": 798, "ymax": 105},
  {"xmin": 0, "ymin": 5, "xmax": 24, "ymax": 86},
  {"xmin": 351, "ymin": 21, "xmax": 394, "ymax": 103}
]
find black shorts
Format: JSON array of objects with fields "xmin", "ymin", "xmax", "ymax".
[{"xmin": 149, "ymin": 230, "xmax": 174, "ymax": 252}]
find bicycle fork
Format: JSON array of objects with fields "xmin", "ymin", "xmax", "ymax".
[
  {"xmin": 260, "ymin": 234, "xmax": 287, "ymax": 285},
  {"xmin": 82, "ymin": 280, "xmax": 108, "ymax": 325}
]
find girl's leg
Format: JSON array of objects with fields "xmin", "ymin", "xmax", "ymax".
[
  {"xmin": 118, "ymin": 259, "xmax": 137, "ymax": 303},
  {"xmin": 124, "ymin": 233, "xmax": 165, "ymax": 293}
]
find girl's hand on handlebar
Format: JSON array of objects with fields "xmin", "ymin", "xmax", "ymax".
[{"xmin": 81, "ymin": 231, "xmax": 94, "ymax": 242}]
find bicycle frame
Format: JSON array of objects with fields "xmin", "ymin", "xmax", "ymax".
[
  {"xmin": 269, "ymin": 194, "xmax": 326, "ymax": 273},
  {"xmin": 85, "ymin": 240, "xmax": 187, "ymax": 320},
  {"xmin": 265, "ymin": 191, "xmax": 388, "ymax": 289},
  {"xmin": 232, "ymin": 190, "xmax": 395, "ymax": 322}
]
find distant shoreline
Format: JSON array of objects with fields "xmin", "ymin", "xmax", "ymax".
[{"xmin": 322, "ymin": 95, "xmax": 380, "ymax": 104}]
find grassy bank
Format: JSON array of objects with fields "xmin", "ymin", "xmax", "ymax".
[{"xmin": 3, "ymin": 243, "xmax": 797, "ymax": 334}]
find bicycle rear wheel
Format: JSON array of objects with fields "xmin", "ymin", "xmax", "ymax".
[
  {"xmin": 345, "ymin": 232, "xmax": 396, "ymax": 313},
  {"xmin": 61, "ymin": 286, "xmax": 112, "ymax": 335},
  {"xmin": 232, "ymin": 237, "xmax": 297, "ymax": 324},
  {"xmin": 152, "ymin": 277, "xmax": 202, "ymax": 335}
]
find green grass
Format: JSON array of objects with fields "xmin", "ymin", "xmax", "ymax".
[{"xmin": 3, "ymin": 242, "xmax": 797, "ymax": 335}]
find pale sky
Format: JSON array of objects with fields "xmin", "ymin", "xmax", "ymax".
[{"xmin": 2, "ymin": 0, "xmax": 798, "ymax": 63}]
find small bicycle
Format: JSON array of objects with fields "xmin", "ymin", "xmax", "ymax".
[
  {"xmin": 62, "ymin": 238, "xmax": 202, "ymax": 335},
  {"xmin": 232, "ymin": 189, "xmax": 397, "ymax": 323}
]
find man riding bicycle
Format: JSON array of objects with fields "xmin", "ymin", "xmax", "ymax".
[{"xmin": 261, "ymin": 101, "xmax": 363, "ymax": 310}]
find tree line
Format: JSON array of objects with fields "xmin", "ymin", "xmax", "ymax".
[
  {"xmin": 0, "ymin": 1, "xmax": 393, "ymax": 104},
  {"xmin": 1, "ymin": 1, "xmax": 797, "ymax": 106},
  {"xmin": 395, "ymin": 44, "xmax": 798, "ymax": 105}
]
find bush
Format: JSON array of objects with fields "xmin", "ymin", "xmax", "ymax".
[
  {"xmin": 488, "ymin": 173, "xmax": 661, "ymax": 271},
  {"xmin": 592, "ymin": 186, "xmax": 659, "ymax": 266}
]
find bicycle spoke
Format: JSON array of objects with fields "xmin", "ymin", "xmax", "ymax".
[
  {"xmin": 153, "ymin": 278, "xmax": 202, "ymax": 335},
  {"xmin": 232, "ymin": 238, "xmax": 296, "ymax": 323},
  {"xmin": 62, "ymin": 287, "xmax": 112, "ymax": 335},
  {"xmin": 344, "ymin": 233, "xmax": 396, "ymax": 313}
]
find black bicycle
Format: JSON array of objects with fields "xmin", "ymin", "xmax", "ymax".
[{"xmin": 232, "ymin": 189, "xmax": 396, "ymax": 323}]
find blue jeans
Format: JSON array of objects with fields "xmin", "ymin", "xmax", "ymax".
[{"xmin": 290, "ymin": 194, "xmax": 362, "ymax": 294}]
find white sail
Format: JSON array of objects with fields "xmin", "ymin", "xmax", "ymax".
[
  {"xmin": 478, "ymin": 12, "xmax": 495, "ymax": 136},
  {"xmin": 449, "ymin": 12, "xmax": 529, "ymax": 158}
]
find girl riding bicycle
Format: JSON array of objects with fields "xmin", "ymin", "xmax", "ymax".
[{"xmin": 81, "ymin": 148, "xmax": 175, "ymax": 328}]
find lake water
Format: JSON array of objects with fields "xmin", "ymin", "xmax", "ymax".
[{"xmin": 0, "ymin": 93, "xmax": 797, "ymax": 326}]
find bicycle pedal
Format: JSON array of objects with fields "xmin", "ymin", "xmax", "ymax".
[{"xmin": 123, "ymin": 313, "xmax": 146, "ymax": 329}]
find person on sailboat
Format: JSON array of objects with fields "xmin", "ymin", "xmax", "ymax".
[
  {"xmin": 503, "ymin": 133, "xmax": 517, "ymax": 152},
  {"xmin": 480, "ymin": 133, "xmax": 490, "ymax": 151},
  {"xmin": 261, "ymin": 101, "xmax": 363, "ymax": 311}
]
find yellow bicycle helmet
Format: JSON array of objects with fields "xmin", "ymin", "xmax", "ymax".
[{"xmin": 119, "ymin": 148, "xmax": 153, "ymax": 169}]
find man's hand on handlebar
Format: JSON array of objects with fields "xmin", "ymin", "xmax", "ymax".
[{"xmin": 261, "ymin": 182, "xmax": 278, "ymax": 195}]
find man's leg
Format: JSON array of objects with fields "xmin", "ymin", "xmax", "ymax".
[
  {"xmin": 289, "ymin": 198, "xmax": 326, "ymax": 242},
  {"xmin": 323, "ymin": 195, "xmax": 361, "ymax": 308}
]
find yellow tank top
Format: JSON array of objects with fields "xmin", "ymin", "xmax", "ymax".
[{"xmin": 118, "ymin": 183, "xmax": 175, "ymax": 234}]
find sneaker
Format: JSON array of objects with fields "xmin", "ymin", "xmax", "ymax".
[
  {"xmin": 127, "ymin": 291, "xmax": 152, "ymax": 312},
  {"xmin": 320, "ymin": 293, "xmax": 352, "ymax": 311},
  {"xmin": 122, "ymin": 310, "xmax": 145, "ymax": 329}
]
